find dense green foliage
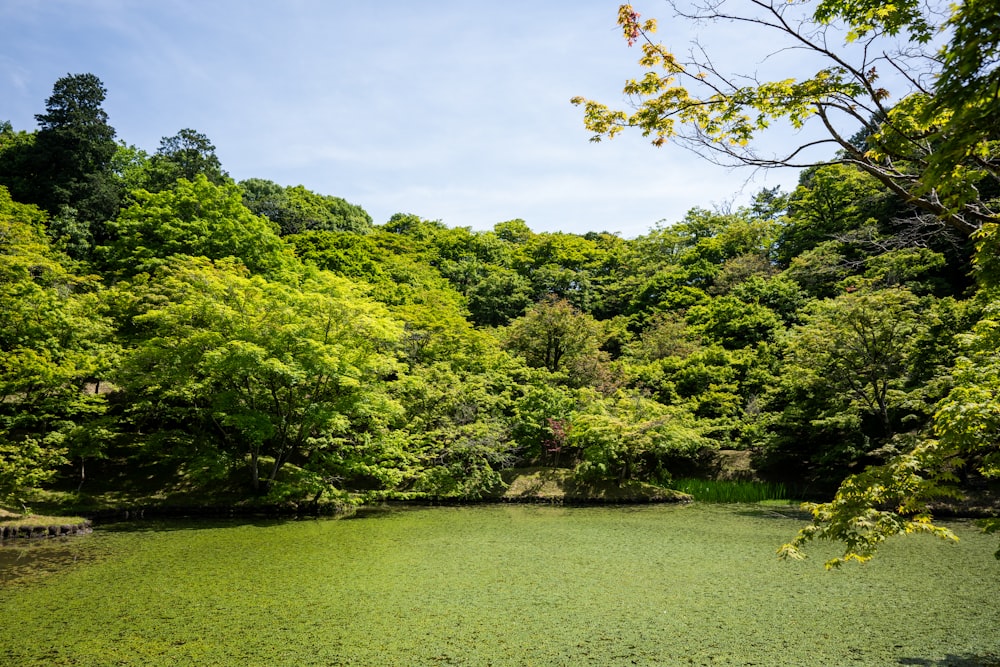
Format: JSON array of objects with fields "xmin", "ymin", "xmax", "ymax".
[
  {"xmin": 0, "ymin": 35, "xmax": 996, "ymax": 568},
  {"xmin": 572, "ymin": 0, "xmax": 999, "ymax": 565}
]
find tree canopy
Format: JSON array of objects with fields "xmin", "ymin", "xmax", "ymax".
[
  {"xmin": 143, "ymin": 128, "xmax": 228, "ymax": 191},
  {"xmin": 572, "ymin": 1, "xmax": 999, "ymax": 237},
  {"xmin": 0, "ymin": 74, "xmax": 122, "ymax": 255}
]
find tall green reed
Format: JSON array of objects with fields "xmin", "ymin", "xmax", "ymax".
[{"xmin": 671, "ymin": 478, "xmax": 791, "ymax": 503}]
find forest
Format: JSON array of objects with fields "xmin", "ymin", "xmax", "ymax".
[{"xmin": 0, "ymin": 0, "xmax": 997, "ymax": 567}]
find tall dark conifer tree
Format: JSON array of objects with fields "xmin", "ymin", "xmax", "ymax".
[{"xmin": 31, "ymin": 73, "xmax": 121, "ymax": 252}]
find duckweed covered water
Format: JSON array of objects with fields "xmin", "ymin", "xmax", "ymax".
[{"xmin": 1, "ymin": 504, "xmax": 998, "ymax": 666}]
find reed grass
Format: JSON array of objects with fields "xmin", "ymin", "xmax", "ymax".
[{"xmin": 671, "ymin": 477, "xmax": 791, "ymax": 503}]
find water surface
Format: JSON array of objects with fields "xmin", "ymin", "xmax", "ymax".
[{"xmin": 1, "ymin": 504, "xmax": 997, "ymax": 665}]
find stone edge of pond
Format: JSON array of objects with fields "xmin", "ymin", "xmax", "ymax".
[{"xmin": 0, "ymin": 519, "xmax": 93, "ymax": 542}]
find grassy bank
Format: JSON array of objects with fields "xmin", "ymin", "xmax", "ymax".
[
  {"xmin": 0, "ymin": 509, "xmax": 89, "ymax": 540},
  {"xmin": 0, "ymin": 512, "xmax": 87, "ymax": 528}
]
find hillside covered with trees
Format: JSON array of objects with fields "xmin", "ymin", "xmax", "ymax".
[{"xmin": 1, "ymin": 0, "xmax": 997, "ymax": 566}]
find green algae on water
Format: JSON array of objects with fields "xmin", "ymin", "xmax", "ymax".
[{"xmin": 0, "ymin": 505, "xmax": 997, "ymax": 666}]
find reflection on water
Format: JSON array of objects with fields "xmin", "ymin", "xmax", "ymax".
[{"xmin": 0, "ymin": 536, "xmax": 101, "ymax": 588}]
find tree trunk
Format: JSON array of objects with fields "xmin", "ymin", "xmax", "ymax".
[
  {"xmin": 77, "ymin": 457, "xmax": 86, "ymax": 492},
  {"xmin": 250, "ymin": 451, "xmax": 260, "ymax": 492}
]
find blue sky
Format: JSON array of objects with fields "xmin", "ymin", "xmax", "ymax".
[{"xmin": 0, "ymin": 0, "xmax": 815, "ymax": 237}]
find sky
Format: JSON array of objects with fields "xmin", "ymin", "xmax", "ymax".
[{"xmin": 0, "ymin": 0, "xmax": 823, "ymax": 237}]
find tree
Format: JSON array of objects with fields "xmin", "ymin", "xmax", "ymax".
[
  {"xmin": 287, "ymin": 221, "xmax": 482, "ymax": 369},
  {"xmin": 906, "ymin": 0, "xmax": 1000, "ymax": 215},
  {"xmin": 118, "ymin": 258, "xmax": 402, "ymax": 495},
  {"xmin": 0, "ymin": 439, "xmax": 67, "ymax": 510},
  {"xmin": 513, "ymin": 231, "xmax": 613, "ymax": 313},
  {"xmin": 508, "ymin": 376, "xmax": 581, "ymax": 464},
  {"xmin": 752, "ymin": 288, "xmax": 933, "ymax": 489},
  {"xmin": 572, "ymin": 2, "xmax": 999, "ymax": 237},
  {"xmin": 240, "ymin": 179, "xmax": 373, "ymax": 236},
  {"xmin": 0, "ymin": 186, "xmax": 115, "ymax": 506},
  {"xmin": 144, "ymin": 128, "xmax": 228, "ymax": 191},
  {"xmin": 31, "ymin": 73, "xmax": 121, "ymax": 242},
  {"xmin": 973, "ymin": 221, "xmax": 1000, "ymax": 290},
  {"xmin": 0, "ymin": 121, "xmax": 38, "ymax": 210},
  {"xmin": 634, "ymin": 345, "xmax": 745, "ymax": 437},
  {"xmin": 110, "ymin": 141, "xmax": 152, "ymax": 195},
  {"xmin": 777, "ymin": 164, "xmax": 890, "ymax": 265},
  {"xmin": 784, "ymin": 288, "xmax": 924, "ymax": 437},
  {"xmin": 685, "ymin": 295, "xmax": 782, "ymax": 350},
  {"xmin": 238, "ymin": 178, "xmax": 287, "ymax": 223},
  {"xmin": 466, "ymin": 269, "xmax": 533, "ymax": 327},
  {"xmin": 571, "ymin": 390, "xmax": 707, "ymax": 484},
  {"xmin": 729, "ymin": 275, "xmax": 805, "ymax": 324},
  {"xmin": 288, "ymin": 230, "xmax": 385, "ymax": 281},
  {"xmin": 779, "ymin": 293, "xmax": 1000, "ymax": 566},
  {"xmin": 391, "ymin": 361, "xmax": 519, "ymax": 497},
  {"xmin": 103, "ymin": 174, "xmax": 296, "ymax": 278},
  {"xmin": 574, "ymin": 4, "xmax": 1000, "ymax": 562},
  {"xmin": 630, "ymin": 311, "xmax": 700, "ymax": 362},
  {"xmin": 494, "ymin": 218, "xmax": 534, "ymax": 244},
  {"xmin": 503, "ymin": 295, "xmax": 606, "ymax": 379},
  {"xmin": 777, "ymin": 162, "xmax": 968, "ymax": 297}
]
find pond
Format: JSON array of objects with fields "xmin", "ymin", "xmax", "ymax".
[{"xmin": 1, "ymin": 503, "xmax": 998, "ymax": 666}]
